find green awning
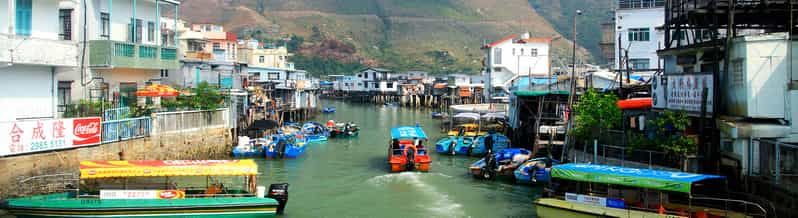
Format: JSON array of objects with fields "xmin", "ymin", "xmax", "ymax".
[
  {"xmin": 512, "ymin": 90, "xmax": 569, "ymax": 97},
  {"xmin": 551, "ymin": 164, "xmax": 725, "ymax": 193}
]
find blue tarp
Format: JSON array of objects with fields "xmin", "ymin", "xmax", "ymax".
[{"xmin": 391, "ymin": 126, "xmax": 428, "ymax": 139}]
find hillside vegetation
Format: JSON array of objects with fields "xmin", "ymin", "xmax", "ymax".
[{"xmin": 180, "ymin": 0, "xmax": 608, "ymax": 75}]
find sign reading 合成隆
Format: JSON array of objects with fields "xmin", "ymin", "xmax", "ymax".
[{"xmin": 0, "ymin": 117, "xmax": 101, "ymax": 156}]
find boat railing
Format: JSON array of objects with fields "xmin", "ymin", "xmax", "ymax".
[
  {"xmin": 15, "ymin": 173, "xmax": 79, "ymax": 197},
  {"xmin": 688, "ymin": 196, "xmax": 769, "ymax": 217}
]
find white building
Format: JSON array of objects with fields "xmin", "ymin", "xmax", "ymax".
[
  {"xmin": 356, "ymin": 68, "xmax": 399, "ymax": 93},
  {"xmin": 615, "ymin": 0, "xmax": 665, "ymax": 77},
  {"xmin": 0, "ymin": 0, "xmax": 80, "ymax": 121},
  {"xmin": 482, "ymin": 33, "xmax": 551, "ymax": 99}
]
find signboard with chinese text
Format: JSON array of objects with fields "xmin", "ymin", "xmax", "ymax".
[
  {"xmin": 665, "ymin": 74, "xmax": 713, "ymax": 116},
  {"xmin": 565, "ymin": 192, "xmax": 607, "ymax": 207},
  {"xmin": 0, "ymin": 117, "xmax": 101, "ymax": 156}
]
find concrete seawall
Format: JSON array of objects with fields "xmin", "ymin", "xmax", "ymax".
[{"xmin": 0, "ymin": 127, "xmax": 233, "ymax": 198}]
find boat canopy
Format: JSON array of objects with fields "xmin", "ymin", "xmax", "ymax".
[
  {"xmin": 453, "ymin": 112, "xmax": 481, "ymax": 120},
  {"xmin": 551, "ymin": 163, "xmax": 725, "ymax": 194},
  {"xmin": 391, "ymin": 126, "xmax": 428, "ymax": 140},
  {"xmin": 79, "ymin": 160, "xmax": 259, "ymax": 179}
]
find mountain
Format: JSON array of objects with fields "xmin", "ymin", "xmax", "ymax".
[{"xmin": 179, "ymin": 0, "xmax": 609, "ymax": 75}]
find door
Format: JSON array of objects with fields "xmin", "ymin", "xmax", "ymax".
[{"xmin": 119, "ymin": 83, "xmax": 138, "ymax": 107}]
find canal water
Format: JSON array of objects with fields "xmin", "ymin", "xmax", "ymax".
[{"xmin": 253, "ymin": 100, "xmax": 542, "ymax": 217}]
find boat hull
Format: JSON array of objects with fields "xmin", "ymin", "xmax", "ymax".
[
  {"xmin": 534, "ymin": 198, "xmax": 687, "ymax": 218},
  {"xmin": 389, "ymin": 155, "xmax": 431, "ymax": 172},
  {"xmin": 4, "ymin": 195, "xmax": 279, "ymax": 218}
]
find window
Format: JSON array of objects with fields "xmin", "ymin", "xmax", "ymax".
[
  {"xmin": 57, "ymin": 81, "xmax": 72, "ymax": 112},
  {"xmin": 268, "ymin": 72, "xmax": 280, "ymax": 80},
  {"xmin": 520, "ymin": 48, "xmax": 524, "ymax": 56},
  {"xmin": 147, "ymin": 21, "xmax": 155, "ymax": 42},
  {"xmin": 100, "ymin": 12, "xmax": 110, "ymax": 39},
  {"xmin": 129, "ymin": 19, "xmax": 143, "ymax": 43},
  {"xmin": 160, "ymin": 69, "xmax": 169, "ymax": 78},
  {"xmin": 530, "ymin": 48, "xmax": 538, "ymax": 57},
  {"xmin": 373, "ymin": 83, "xmax": 378, "ymax": 89},
  {"xmin": 15, "ymin": 0, "xmax": 32, "ymax": 36},
  {"xmin": 630, "ymin": 58, "xmax": 650, "ymax": 70},
  {"xmin": 59, "ymin": 9, "xmax": 73, "ymax": 40},
  {"xmin": 628, "ymin": 28, "xmax": 650, "ymax": 41},
  {"xmin": 364, "ymin": 73, "xmax": 368, "ymax": 79},
  {"xmin": 493, "ymin": 48, "xmax": 502, "ymax": 65},
  {"xmin": 259, "ymin": 56, "xmax": 265, "ymax": 63},
  {"xmin": 213, "ymin": 43, "xmax": 221, "ymax": 50},
  {"xmin": 672, "ymin": 30, "xmax": 688, "ymax": 41},
  {"xmin": 357, "ymin": 74, "xmax": 362, "ymax": 78},
  {"xmin": 619, "ymin": 0, "xmax": 664, "ymax": 9},
  {"xmin": 387, "ymin": 83, "xmax": 394, "ymax": 89}
]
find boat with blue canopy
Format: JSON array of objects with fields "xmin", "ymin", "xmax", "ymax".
[
  {"xmin": 536, "ymin": 163, "xmax": 769, "ymax": 218},
  {"xmin": 264, "ymin": 134, "xmax": 306, "ymax": 159},
  {"xmin": 387, "ymin": 126, "xmax": 431, "ymax": 172},
  {"xmin": 470, "ymin": 133, "xmax": 510, "ymax": 156}
]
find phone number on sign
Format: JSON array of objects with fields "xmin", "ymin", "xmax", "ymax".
[{"xmin": 28, "ymin": 140, "xmax": 67, "ymax": 152}]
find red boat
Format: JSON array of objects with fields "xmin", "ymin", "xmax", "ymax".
[{"xmin": 388, "ymin": 126, "xmax": 431, "ymax": 172}]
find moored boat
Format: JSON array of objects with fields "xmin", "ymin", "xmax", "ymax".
[
  {"xmin": 535, "ymin": 163, "xmax": 769, "ymax": 218},
  {"xmin": 264, "ymin": 134, "xmax": 306, "ymax": 158},
  {"xmin": 388, "ymin": 126, "xmax": 431, "ymax": 172},
  {"xmin": 469, "ymin": 148, "xmax": 532, "ymax": 180},
  {"xmin": 301, "ymin": 122, "xmax": 329, "ymax": 143},
  {"xmin": 431, "ymin": 112, "xmax": 449, "ymax": 119},
  {"xmin": 434, "ymin": 136, "xmax": 475, "ymax": 155},
  {"xmin": 232, "ymin": 136, "xmax": 266, "ymax": 158},
  {"xmin": 470, "ymin": 133, "xmax": 510, "ymax": 156},
  {"xmin": 330, "ymin": 122, "xmax": 359, "ymax": 138},
  {"xmin": 513, "ymin": 157, "xmax": 559, "ymax": 184},
  {"xmin": 1, "ymin": 160, "xmax": 290, "ymax": 217},
  {"xmin": 322, "ymin": 107, "xmax": 336, "ymax": 113}
]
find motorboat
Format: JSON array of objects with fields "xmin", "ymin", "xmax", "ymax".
[
  {"xmin": 232, "ymin": 136, "xmax": 267, "ymax": 158},
  {"xmin": 264, "ymin": 134, "xmax": 306, "ymax": 159},
  {"xmin": 1, "ymin": 160, "xmax": 290, "ymax": 217},
  {"xmin": 513, "ymin": 157, "xmax": 559, "ymax": 184},
  {"xmin": 434, "ymin": 136, "xmax": 474, "ymax": 155},
  {"xmin": 301, "ymin": 122, "xmax": 329, "ymax": 143},
  {"xmin": 387, "ymin": 126, "xmax": 431, "ymax": 172},
  {"xmin": 322, "ymin": 107, "xmax": 336, "ymax": 113},
  {"xmin": 469, "ymin": 148, "xmax": 532, "ymax": 180},
  {"xmin": 330, "ymin": 122, "xmax": 359, "ymax": 138},
  {"xmin": 446, "ymin": 113, "xmax": 483, "ymax": 137},
  {"xmin": 431, "ymin": 112, "xmax": 449, "ymax": 119},
  {"xmin": 470, "ymin": 133, "xmax": 511, "ymax": 156}
]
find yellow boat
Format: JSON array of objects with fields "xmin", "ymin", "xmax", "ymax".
[{"xmin": 536, "ymin": 163, "xmax": 768, "ymax": 218}]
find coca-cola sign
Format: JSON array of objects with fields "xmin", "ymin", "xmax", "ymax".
[
  {"xmin": 73, "ymin": 117, "xmax": 101, "ymax": 145},
  {"xmin": 1, "ymin": 117, "xmax": 102, "ymax": 156}
]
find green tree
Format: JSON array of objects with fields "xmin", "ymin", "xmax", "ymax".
[
  {"xmin": 650, "ymin": 110, "xmax": 697, "ymax": 156},
  {"xmin": 571, "ymin": 89, "xmax": 621, "ymax": 140}
]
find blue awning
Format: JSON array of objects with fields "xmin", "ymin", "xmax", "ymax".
[{"xmin": 391, "ymin": 126, "xmax": 428, "ymax": 139}]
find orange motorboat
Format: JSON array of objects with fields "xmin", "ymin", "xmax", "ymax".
[{"xmin": 388, "ymin": 126, "xmax": 431, "ymax": 172}]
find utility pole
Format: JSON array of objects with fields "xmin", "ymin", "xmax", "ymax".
[{"xmin": 564, "ymin": 10, "xmax": 582, "ymax": 161}]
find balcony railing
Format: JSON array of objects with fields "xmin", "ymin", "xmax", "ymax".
[
  {"xmin": 89, "ymin": 40, "xmax": 179, "ymax": 70},
  {"xmin": 183, "ymin": 51, "xmax": 212, "ymax": 60}
]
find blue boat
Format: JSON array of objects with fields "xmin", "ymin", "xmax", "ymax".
[
  {"xmin": 322, "ymin": 107, "xmax": 336, "ymax": 113},
  {"xmin": 469, "ymin": 148, "xmax": 532, "ymax": 180},
  {"xmin": 470, "ymin": 134, "xmax": 511, "ymax": 156},
  {"xmin": 434, "ymin": 136, "xmax": 475, "ymax": 155},
  {"xmin": 513, "ymin": 157, "xmax": 560, "ymax": 184},
  {"xmin": 431, "ymin": 112, "xmax": 448, "ymax": 119},
  {"xmin": 301, "ymin": 122, "xmax": 329, "ymax": 143},
  {"xmin": 232, "ymin": 137, "xmax": 267, "ymax": 158},
  {"xmin": 264, "ymin": 134, "xmax": 306, "ymax": 158}
]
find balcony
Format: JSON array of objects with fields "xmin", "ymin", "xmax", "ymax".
[
  {"xmin": 89, "ymin": 40, "xmax": 179, "ymax": 70},
  {"xmin": 0, "ymin": 33, "xmax": 78, "ymax": 67}
]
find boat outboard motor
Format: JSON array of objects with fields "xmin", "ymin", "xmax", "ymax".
[
  {"xmin": 406, "ymin": 147, "xmax": 416, "ymax": 170},
  {"xmin": 277, "ymin": 140, "xmax": 286, "ymax": 158},
  {"xmin": 267, "ymin": 183, "xmax": 289, "ymax": 215}
]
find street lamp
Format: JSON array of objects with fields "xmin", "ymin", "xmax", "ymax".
[{"xmin": 563, "ymin": 9, "xmax": 581, "ymax": 162}]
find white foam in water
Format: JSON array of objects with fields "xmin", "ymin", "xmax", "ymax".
[{"xmin": 367, "ymin": 172, "xmax": 464, "ymax": 217}]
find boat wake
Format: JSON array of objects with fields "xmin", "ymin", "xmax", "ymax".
[{"xmin": 367, "ymin": 172, "xmax": 464, "ymax": 217}]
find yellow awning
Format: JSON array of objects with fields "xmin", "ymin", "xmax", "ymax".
[{"xmin": 79, "ymin": 160, "xmax": 259, "ymax": 179}]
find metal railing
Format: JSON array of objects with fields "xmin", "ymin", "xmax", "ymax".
[
  {"xmin": 752, "ymin": 138, "xmax": 798, "ymax": 185},
  {"xmin": 152, "ymin": 109, "xmax": 229, "ymax": 135},
  {"xmin": 102, "ymin": 117, "xmax": 151, "ymax": 143},
  {"xmin": 569, "ymin": 141, "xmax": 686, "ymax": 171}
]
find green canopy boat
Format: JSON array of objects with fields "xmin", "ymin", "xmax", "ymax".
[{"xmin": 1, "ymin": 160, "xmax": 289, "ymax": 217}]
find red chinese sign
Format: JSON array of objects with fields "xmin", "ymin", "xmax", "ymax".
[{"xmin": 1, "ymin": 117, "xmax": 102, "ymax": 156}]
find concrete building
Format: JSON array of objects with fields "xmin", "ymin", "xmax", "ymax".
[
  {"xmin": 0, "ymin": 0, "xmax": 80, "ymax": 121},
  {"xmin": 165, "ymin": 22, "xmax": 241, "ymax": 89},
  {"xmin": 482, "ymin": 32, "xmax": 551, "ymax": 100},
  {"xmin": 356, "ymin": 68, "xmax": 399, "ymax": 93},
  {"xmin": 72, "ymin": 0, "xmax": 182, "ymax": 107},
  {"xmin": 615, "ymin": 0, "xmax": 665, "ymax": 77}
]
